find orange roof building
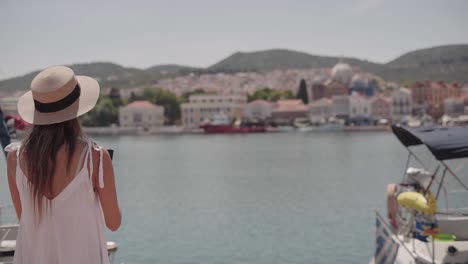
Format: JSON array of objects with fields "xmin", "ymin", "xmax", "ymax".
[
  {"xmin": 271, "ymin": 99, "xmax": 309, "ymax": 123},
  {"xmin": 119, "ymin": 100, "xmax": 165, "ymax": 128}
]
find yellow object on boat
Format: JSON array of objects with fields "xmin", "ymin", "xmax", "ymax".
[
  {"xmin": 397, "ymin": 191, "xmax": 437, "ymax": 214},
  {"xmin": 426, "ymin": 191, "xmax": 437, "ymax": 215}
]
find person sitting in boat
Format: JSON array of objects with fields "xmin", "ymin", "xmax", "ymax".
[{"xmin": 386, "ymin": 167, "xmax": 432, "ymax": 228}]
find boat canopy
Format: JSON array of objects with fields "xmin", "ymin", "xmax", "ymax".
[{"xmin": 392, "ymin": 125, "xmax": 468, "ymax": 160}]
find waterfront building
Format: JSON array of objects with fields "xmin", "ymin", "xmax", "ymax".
[
  {"xmin": 370, "ymin": 96, "xmax": 392, "ymax": 121},
  {"xmin": 410, "ymin": 82, "xmax": 429, "ymax": 115},
  {"xmin": 392, "ymin": 87, "xmax": 412, "ymax": 122},
  {"xmin": 271, "ymin": 99, "xmax": 309, "ymax": 124},
  {"xmin": 181, "ymin": 93, "xmax": 247, "ymax": 130},
  {"xmin": 309, "ymin": 98, "xmax": 333, "ymax": 123},
  {"xmin": 410, "ymin": 81, "xmax": 461, "ymax": 119},
  {"xmin": 332, "ymin": 95, "xmax": 350, "ymax": 120},
  {"xmin": 119, "ymin": 100, "xmax": 165, "ymax": 129},
  {"xmin": 349, "ymin": 93, "xmax": 371, "ymax": 121},
  {"xmin": 444, "ymin": 98, "xmax": 465, "ymax": 117},
  {"xmin": 244, "ymin": 100, "xmax": 274, "ymax": 121}
]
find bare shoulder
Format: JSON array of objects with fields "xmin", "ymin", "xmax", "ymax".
[
  {"xmin": 7, "ymin": 151, "xmax": 16, "ymax": 166},
  {"xmin": 6, "ymin": 148, "xmax": 17, "ymax": 179}
]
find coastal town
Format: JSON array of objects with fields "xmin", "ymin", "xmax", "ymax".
[{"xmin": 1, "ymin": 62, "xmax": 467, "ymax": 135}]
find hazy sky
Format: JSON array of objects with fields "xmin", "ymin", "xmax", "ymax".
[{"xmin": 1, "ymin": 0, "xmax": 467, "ymax": 80}]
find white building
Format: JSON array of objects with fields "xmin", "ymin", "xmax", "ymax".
[
  {"xmin": 309, "ymin": 98, "xmax": 333, "ymax": 123},
  {"xmin": 370, "ymin": 96, "xmax": 392, "ymax": 121},
  {"xmin": 119, "ymin": 100, "xmax": 165, "ymax": 129},
  {"xmin": 244, "ymin": 99, "xmax": 274, "ymax": 121},
  {"xmin": 349, "ymin": 93, "xmax": 371, "ymax": 119},
  {"xmin": 392, "ymin": 87, "xmax": 412, "ymax": 121},
  {"xmin": 332, "ymin": 95, "xmax": 350, "ymax": 119},
  {"xmin": 181, "ymin": 93, "xmax": 247, "ymax": 130}
]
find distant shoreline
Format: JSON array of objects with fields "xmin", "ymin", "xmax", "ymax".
[{"xmin": 80, "ymin": 125, "xmax": 391, "ymax": 136}]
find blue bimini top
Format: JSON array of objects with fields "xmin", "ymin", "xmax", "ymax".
[{"xmin": 392, "ymin": 125, "xmax": 468, "ymax": 161}]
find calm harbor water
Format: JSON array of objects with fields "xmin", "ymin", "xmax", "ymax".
[{"xmin": 0, "ymin": 132, "xmax": 406, "ymax": 264}]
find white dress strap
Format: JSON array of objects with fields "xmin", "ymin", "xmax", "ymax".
[
  {"xmin": 4, "ymin": 142, "xmax": 21, "ymax": 154},
  {"xmin": 87, "ymin": 139, "xmax": 105, "ymax": 188}
]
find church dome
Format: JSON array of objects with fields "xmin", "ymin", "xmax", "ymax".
[{"xmin": 331, "ymin": 63, "xmax": 353, "ymax": 84}]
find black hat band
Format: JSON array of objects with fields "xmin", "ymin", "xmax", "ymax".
[{"xmin": 34, "ymin": 84, "xmax": 81, "ymax": 113}]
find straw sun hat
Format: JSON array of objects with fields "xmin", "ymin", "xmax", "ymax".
[{"xmin": 17, "ymin": 66, "xmax": 100, "ymax": 125}]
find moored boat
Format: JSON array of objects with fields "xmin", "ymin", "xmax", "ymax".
[
  {"xmin": 200, "ymin": 114, "xmax": 266, "ymax": 134},
  {"xmin": 297, "ymin": 119, "xmax": 344, "ymax": 132},
  {"xmin": 372, "ymin": 125, "xmax": 468, "ymax": 263}
]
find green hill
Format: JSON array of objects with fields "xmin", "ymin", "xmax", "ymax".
[
  {"xmin": 207, "ymin": 49, "xmax": 384, "ymax": 73},
  {"xmin": 388, "ymin": 44, "xmax": 468, "ymax": 67},
  {"xmin": 382, "ymin": 44, "xmax": 468, "ymax": 82},
  {"xmin": 0, "ymin": 63, "xmax": 203, "ymax": 92},
  {"xmin": 207, "ymin": 46, "xmax": 468, "ymax": 82},
  {"xmin": 1, "ymin": 44, "xmax": 467, "ymax": 92},
  {"xmin": 0, "ymin": 62, "xmax": 154, "ymax": 92}
]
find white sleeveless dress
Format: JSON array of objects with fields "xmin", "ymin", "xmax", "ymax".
[{"xmin": 5, "ymin": 138, "xmax": 110, "ymax": 264}]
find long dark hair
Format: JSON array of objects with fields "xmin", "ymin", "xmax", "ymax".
[{"xmin": 21, "ymin": 118, "xmax": 83, "ymax": 217}]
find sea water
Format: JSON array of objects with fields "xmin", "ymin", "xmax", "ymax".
[{"xmin": 0, "ymin": 132, "xmax": 408, "ymax": 263}]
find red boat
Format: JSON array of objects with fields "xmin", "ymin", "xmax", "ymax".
[{"xmin": 200, "ymin": 114, "xmax": 266, "ymax": 134}]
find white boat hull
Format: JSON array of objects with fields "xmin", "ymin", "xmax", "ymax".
[
  {"xmin": 297, "ymin": 123, "xmax": 343, "ymax": 132},
  {"xmin": 390, "ymin": 235, "xmax": 468, "ymax": 263},
  {"xmin": 373, "ymin": 213, "xmax": 468, "ymax": 264}
]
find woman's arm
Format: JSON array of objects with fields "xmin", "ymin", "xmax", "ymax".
[
  {"xmin": 7, "ymin": 151, "xmax": 21, "ymax": 220},
  {"xmin": 92, "ymin": 148, "xmax": 121, "ymax": 231}
]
